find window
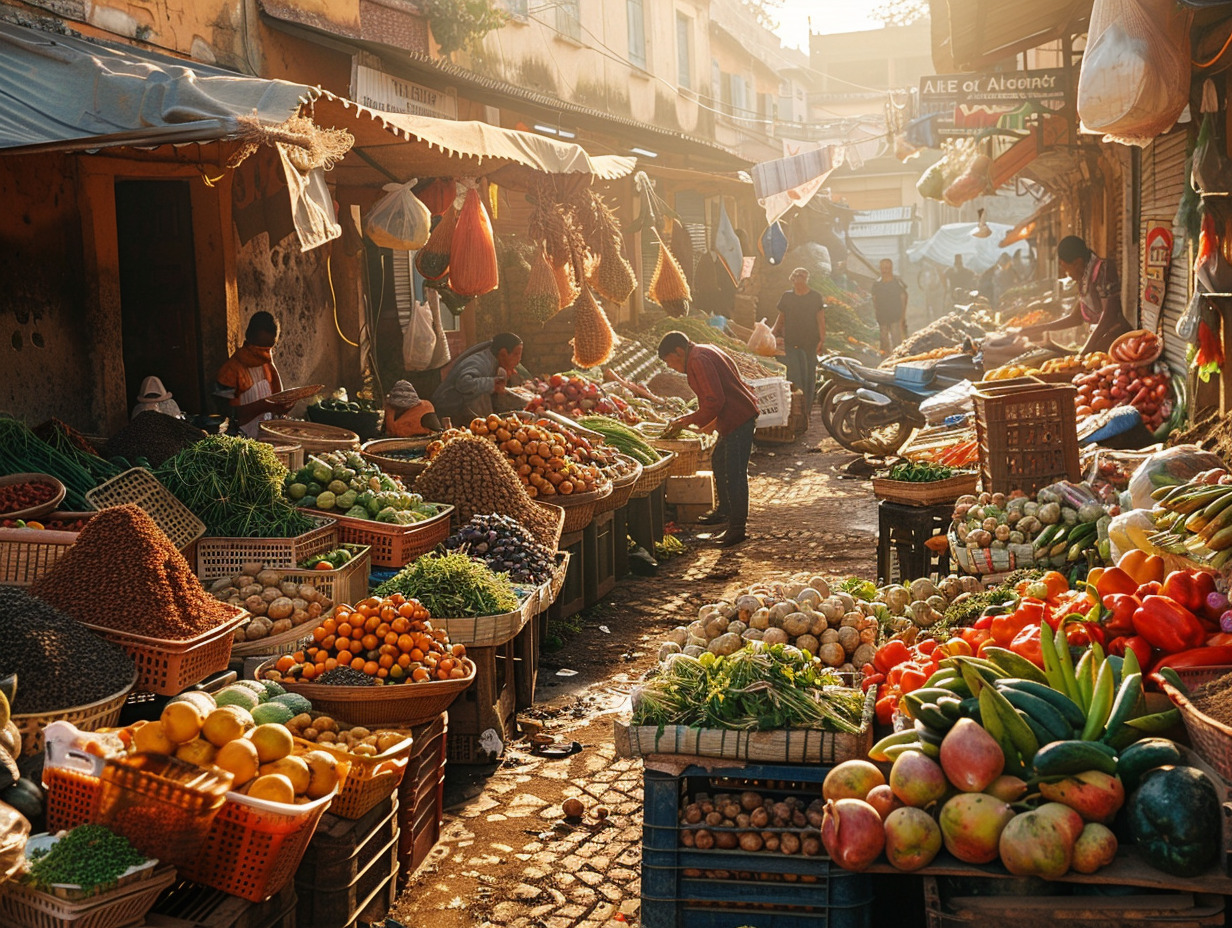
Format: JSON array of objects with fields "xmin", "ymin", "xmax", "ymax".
[
  {"xmin": 730, "ymin": 74, "xmax": 747, "ymax": 115},
  {"xmin": 675, "ymin": 12, "xmax": 691, "ymax": 90},
  {"xmin": 504, "ymin": 0, "xmax": 527, "ymax": 20},
  {"xmin": 627, "ymin": 0, "xmax": 646, "ymax": 69},
  {"xmin": 557, "ymin": 0, "xmax": 581, "ymax": 41}
]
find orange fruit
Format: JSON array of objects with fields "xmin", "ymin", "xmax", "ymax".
[
  {"xmin": 361, "ymin": 634, "xmax": 378, "ymax": 651},
  {"xmin": 351, "ymin": 657, "xmax": 366, "ymax": 671},
  {"xmin": 336, "ymin": 650, "xmax": 353, "ymax": 665},
  {"xmin": 336, "ymin": 622, "xmax": 353, "ymax": 639},
  {"xmin": 412, "ymin": 667, "xmax": 430, "ymax": 682},
  {"xmin": 363, "ymin": 660, "xmax": 379, "ymax": 676},
  {"xmin": 275, "ymin": 655, "xmax": 295, "ymax": 673}
]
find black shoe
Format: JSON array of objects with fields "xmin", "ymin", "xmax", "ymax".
[
  {"xmin": 697, "ymin": 509, "xmax": 727, "ymax": 525},
  {"xmin": 716, "ymin": 529, "xmax": 748, "ymax": 548}
]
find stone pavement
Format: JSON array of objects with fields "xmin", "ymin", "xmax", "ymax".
[{"xmin": 391, "ymin": 422, "xmax": 878, "ymax": 928}]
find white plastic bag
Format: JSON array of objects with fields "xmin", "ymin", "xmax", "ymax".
[
  {"xmin": 428, "ymin": 296, "xmax": 451, "ymax": 369},
  {"xmin": 748, "ymin": 318, "xmax": 777, "ymax": 357},
  {"xmin": 1127, "ymin": 444, "xmax": 1226, "ymax": 510},
  {"xmin": 402, "ymin": 302, "xmax": 437, "ymax": 371},
  {"xmin": 365, "ymin": 181, "xmax": 432, "ymax": 250},
  {"xmin": 919, "ymin": 379, "xmax": 977, "ymax": 425},
  {"xmin": 1077, "ymin": 0, "xmax": 1192, "ymax": 144}
]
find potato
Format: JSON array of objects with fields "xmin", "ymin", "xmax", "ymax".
[
  {"xmin": 271, "ymin": 618, "xmax": 293, "ymax": 634},
  {"xmin": 781, "ymin": 612, "xmax": 812, "ymax": 637},
  {"xmin": 761, "ymin": 628, "xmax": 789, "ymax": 646},
  {"xmin": 694, "ymin": 830, "xmax": 714, "ymax": 850},
  {"xmin": 836, "ymin": 626, "xmax": 860, "ymax": 656},
  {"xmin": 280, "ymin": 581, "xmax": 300, "ymax": 598},
  {"xmin": 684, "ymin": 805, "xmax": 703, "ymax": 824},
  {"xmin": 750, "ymin": 807, "xmax": 769, "ymax": 828},
  {"xmin": 705, "ymin": 811, "xmax": 723, "ymax": 826},
  {"xmin": 763, "ymin": 834, "xmax": 780, "ymax": 852},
  {"xmin": 707, "ymin": 633, "xmax": 743, "ymax": 656},
  {"xmin": 780, "ymin": 833, "xmax": 800, "ymax": 855},
  {"xmin": 715, "ymin": 831, "xmax": 738, "ymax": 850},
  {"xmin": 794, "ymin": 634, "xmax": 819, "ymax": 657},
  {"xmin": 721, "ymin": 801, "xmax": 742, "ymax": 820},
  {"xmin": 802, "ymin": 837, "xmax": 821, "ymax": 856},
  {"xmin": 739, "ymin": 832, "xmax": 764, "ymax": 852},
  {"xmin": 735, "ymin": 813, "xmax": 751, "ymax": 828},
  {"xmin": 681, "ymin": 829, "xmax": 696, "ymax": 847},
  {"xmin": 267, "ymin": 597, "xmax": 294, "ymax": 620},
  {"xmin": 704, "ymin": 616, "xmax": 730, "ymax": 639},
  {"xmin": 740, "ymin": 791, "xmax": 762, "ymax": 811}
]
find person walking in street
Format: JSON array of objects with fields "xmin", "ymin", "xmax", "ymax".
[
  {"xmin": 1019, "ymin": 236, "xmax": 1129, "ymax": 354},
  {"xmin": 993, "ymin": 253, "xmax": 1018, "ymax": 310},
  {"xmin": 658, "ymin": 331, "xmax": 759, "ymax": 548},
  {"xmin": 872, "ymin": 259, "xmax": 909, "ymax": 354},
  {"xmin": 944, "ymin": 255, "xmax": 976, "ymax": 308},
  {"xmin": 771, "ymin": 267, "xmax": 826, "ymax": 416},
  {"xmin": 918, "ymin": 262, "xmax": 944, "ymax": 322},
  {"xmin": 214, "ymin": 312, "xmax": 293, "ymax": 438},
  {"xmin": 431, "ymin": 332, "xmax": 524, "ymax": 427}
]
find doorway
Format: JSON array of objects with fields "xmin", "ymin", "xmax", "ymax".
[{"xmin": 115, "ymin": 179, "xmax": 203, "ymax": 415}]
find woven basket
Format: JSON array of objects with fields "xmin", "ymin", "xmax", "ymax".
[
  {"xmin": 360, "ymin": 438, "xmax": 436, "ymax": 482},
  {"xmin": 256, "ymin": 659, "xmax": 475, "ymax": 727},
  {"xmin": 297, "ymin": 728, "xmax": 413, "ymax": 821},
  {"xmin": 85, "ymin": 468, "xmax": 206, "ymax": 551},
  {"xmin": 529, "ymin": 502, "xmax": 565, "ymax": 552},
  {"xmin": 230, "ymin": 615, "xmax": 323, "ymax": 659},
  {"xmin": 872, "ymin": 473, "xmax": 979, "ymax": 507},
  {"xmin": 629, "ymin": 452, "xmax": 675, "ymax": 500},
  {"xmin": 327, "ymin": 505, "xmax": 454, "ymax": 569},
  {"xmin": 0, "ymin": 473, "xmax": 66, "ymax": 523},
  {"xmin": 948, "ymin": 529, "xmax": 1036, "ymax": 576},
  {"xmin": 262, "ymin": 442, "xmax": 304, "ymax": 472},
  {"xmin": 431, "ymin": 592, "xmax": 538, "ymax": 648},
  {"xmin": 598, "ymin": 457, "xmax": 642, "ymax": 513},
  {"xmin": 259, "ymin": 419, "xmax": 361, "ymax": 453},
  {"xmin": 0, "ymin": 524, "xmax": 81, "ymax": 586},
  {"xmin": 194, "ymin": 514, "xmax": 338, "ymax": 577},
  {"xmin": 0, "ymin": 865, "xmax": 176, "ymax": 928},
  {"xmin": 11, "ymin": 671, "xmax": 137, "ymax": 757},
  {"xmin": 657, "ymin": 439, "xmax": 709, "ymax": 477},
  {"xmin": 1162, "ymin": 680, "xmax": 1232, "ymax": 781},
  {"xmin": 535, "ymin": 483, "xmax": 611, "ymax": 535}
]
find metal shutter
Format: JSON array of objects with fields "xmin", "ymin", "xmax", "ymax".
[{"xmin": 1137, "ymin": 129, "xmax": 1191, "ymax": 375}]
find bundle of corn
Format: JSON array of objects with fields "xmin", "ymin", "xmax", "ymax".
[
  {"xmin": 572, "ymin": 287, "xmax": 615, "ymax": 369},
  {"xmin": 449, "ymin": 186, "xmax": 499, "ymax": 298},
  {"xmin": 648, "ymin": 233, "xmax": 691, "ymax": 316},
  {"xmin": 590, "ymin": 236, "xmax": 637, "ymax": 304},
  {"xmin": 415, "ymin": 205, "xmax": 457, "ymax": 281},
  {"xmin": 523, "ymin": 247, "xmax": 561, "ymax": 324}
]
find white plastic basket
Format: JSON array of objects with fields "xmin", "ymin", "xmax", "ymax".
[{"xmin": 749, "ymin": 377, "xmax": 791, "ymax": 428}]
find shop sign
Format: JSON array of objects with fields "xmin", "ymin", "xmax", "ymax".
[
  {"xmin": 1142, "ymin": 220, "xmax": 1174, "ymax": 315},
  {"xmin": 353, "ymin": 63, "xmax": 457, "ymax": 120},
  {"xmin": 918, "ymin": 69, "xmax": 1070, "ymax": 139}
]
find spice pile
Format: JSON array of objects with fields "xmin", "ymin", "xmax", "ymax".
[
  {"xmin": 156, "ymin": 435, "xmax": 318, "ymax": 538},
  {"xmin": 0, "ymin": 587, "xmax": 135, "ymax": 712},
  {"xmin": 105, "ymin": 412, "xmax": 206, "ymax": 467},
  {"xmin": 415, "ymin": 434, "xmax": 561, "ymax": 547},
  {"xmin": 1190, "ymin": 672, "xmax": 1232, "ymax": 727},
  {"xmin": 444, "ymin": 513, "xmax": 556, "ymax": 584},
  {"xmin": 32, "ymin": 505, "xmax": 237, "ymax": 640},
  {"xmin": 377, "ymin": 550, "xmax": 521, "ymax": 617}
]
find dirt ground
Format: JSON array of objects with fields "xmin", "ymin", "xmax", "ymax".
[{"xmin": 390, "ymin": 416, "xmax": 879, "ymax": 928}]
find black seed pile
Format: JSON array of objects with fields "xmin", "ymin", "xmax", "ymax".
[
  {"xmin": 315, "ymin": 667, "xmax": 378, "ymax": 687},
  {"xmin": 444, "ymin": 513, "xmax": 555, "ymax": 584},
  {"xmin": 104, "ymin": 411, "xmax": 205, "ymax": 467},
  {"xmin": 0, "ymin": 587, "xmax": 136, "ymax": 713}
]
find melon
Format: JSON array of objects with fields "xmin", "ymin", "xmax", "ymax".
[
  {"xmin": 215, "ymin": 686, "xmax": 260, "ymax": 712},
  {"xmin": 262, "ymin": 680, "xmax": 287, "ymax": 700},
  {"xmin": 272, "ymin": 692, "xmax": 312, "ymax": 715},
  {"xmin": 233, "ymin": 680, "xmax": 270, "ymax": 702},
  {"xmin": 251, "ymin": 701, "xmax": 295, "ymax": 726}
]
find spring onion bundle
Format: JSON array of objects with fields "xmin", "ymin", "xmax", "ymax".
[
  {"xmin": 576, "ymin": 416, "xmax": 662, "ymax": 465},
  {"xmin": 376, "ymin": 550, "xmax": 521, "ymax": 617},
  {"xmin": 0, "ymin": 417, "xmax": 102, "ymax": 509}
]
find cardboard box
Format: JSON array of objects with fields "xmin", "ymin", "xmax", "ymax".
[
  {"xmin": 672, "ymin": 502, "xmax": 713, "ymax": 523},
  {"xmin": 665, "ymin": 471, "xmax": 715, "ymax": 506}
]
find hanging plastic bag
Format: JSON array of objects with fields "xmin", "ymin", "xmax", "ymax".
[
  {"xmin": 449, "ymin": 185, "xmax": 499, "ymax": 298},
  {"xmin": 415, "ymin": 207, "xmax": 457, "ymax": 281},
  {"xmin": 1077, "ymin": 0, "xmax": 1192, "ymax": 144},
  {"xmin": 1128, "ymin": 445, "xmax": 1227, "ymax": 510},
  {"xmin": 943, "ymin": 154, "xmax": 993, "ymax": 206},
  {"xmin": 747, "ymin": 318, "xmax": 778, "ymax": 357},
  {"xmin": 572, "ymin": 287, "xmax": 615, "ymax": 369},
  {"xmin": 402, "ymin": 302, "xmax": 437, "ymax": 371},
  {"xmin": 1176, "ymin": 290, "xmax": 1204, "ymax": 344},
  {"xmin": 364, "ymin": 181, "xmax": 431, "ymax": 250},
  {"xmin": 417, "ymin": 178, "xmax": 457, "ymax": 216},
  {"xmin": 428, "ymin": 296, "xmax": 451, "ymax": 369}
]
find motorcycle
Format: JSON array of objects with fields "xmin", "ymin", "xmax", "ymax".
[{"xmin": 817, "ymin": 349, "xmax": 982, "ymax": 456}]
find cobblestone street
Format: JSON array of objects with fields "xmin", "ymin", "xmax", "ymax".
[{"xmin": 392, "ymin": 420, "xmax": 879, "ymax": 928}]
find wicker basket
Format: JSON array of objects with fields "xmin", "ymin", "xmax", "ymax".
[
  {"xmin": 1110, "ymin": 329, "xmax": 1163, "ymax": 367},
  {"xmin": 259, "ymin": 419, "xmax": 361, "ymax": 453},
  {"xmin": 431, "ymin": 592, "xmax": 538, "ymax": 648},
  {"xmin": 655, "ymin": 438, "xmax": 712, "ymax": 477},
  {"xmin": 262, "ymin": 442, "xmax": 304, "ymax": 472},
  {"xmin": 11, "ymin": 672, "xmax": 137, "ymax": 757},
  {"xmin": 84, "ymin": 468, "xmax": 206, "ymax": 551},
  {"xmin": 0, "ymin": 473, "xmax": 66, "ymax": 523},
  {"xmin": 81, "ymin": 609, "xmax": 247, "ymax": 696},
  {"xmin": 0, "ymin": 865, "xmax": 176, "ymax": 928},
  {"xmin": 256, "ymin": 659, "xmax": 474, "ymax": 728},
  {"xmin": 0, "ymin": 524, "xmax": 80, "ymax": 586},
  {"xmin": 948, "ymin": 529, "xmax": 1036, "ymax": 576},
  {"xmin": 297, "ymin": 730, "xmax": 414, "ymax": 821},
  {"xmin": 360, "ymin": 438, "xmax": 436, "ymax": 482},
  {"xmin": 598, "ymin": 457, "xmax": 642, "ymax": 513},
  {"xmin": 306, "ymin": 403, "xmax": 384, "ymax": 442},
  {"xmin": 872, "ymin": 472, "xmax": 979, "ymax": 506},
  {"xmin": 530, "ymin": 502, "xmax": 565, "ymax": 553},
  {"xmin": 327, "ymin": 505, "xmax": 454, "ymax": 569},
  {"xmin": 206, "ymin": 543, "xmax": 371, "ymax": 616},
  {"xmin": 230, "ymin": 615, "xmax": 323, "ymax": 659},
  {"xmin": 1162, "ymin": 679, "xmax": 1232, "ymax": 781},
  {"xmin": 194, "ymin": 514, "xmax": 338, "ymax": 577},
  {"xmin": 535, "ymin": 483, "xmax": 611, "ymax": 535},
  {"xmin": 629, "ymin": 452, "xmax": 675, "ymax": 499}
]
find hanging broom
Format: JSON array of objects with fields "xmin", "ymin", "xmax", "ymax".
[{"xmin": 572, "ymin": 286, "xmax": 615, "ymax": 369}]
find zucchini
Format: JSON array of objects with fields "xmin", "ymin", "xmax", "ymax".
[
  {"xmin": 1117, "ymin": 738, "xmax": 1183, "ymax": 791},
  {"xmin": 1031, "ymin": 739, "xmax": 1118, "ymax": 777}
]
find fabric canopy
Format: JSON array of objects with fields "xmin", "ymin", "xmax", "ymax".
[{"xmin": 907, "ymin": 222, "xmax": 1030, "ymax": 273}]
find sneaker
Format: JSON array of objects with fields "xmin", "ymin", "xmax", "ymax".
[{"xmin": 696, "ymin": 509, "xmax": 727, "ymax": 525}]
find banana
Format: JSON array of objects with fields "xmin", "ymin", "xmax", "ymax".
[
  {"xmin": 936, "ymin": 695, "xmax": 964, "ymax": 721},
  {"xmin": 982, "ymin": 648, "xmax": 1049, "ymax": 685},
  {"xmin": 946, "ymin": 656, "xmax": 1009, "ymax": 679},
  {"xmin": 983, "ymin": 683, "xmax": 1039, "ymax": 759},
  {"xmin": 1164, "ymin": 485, "xmax": 1232, "ymax": 514},
  {"xmin": 1123, "ymin": 708, "xmax": 1182, "ymax": 733},
  {"xmin": 1206, "ymin": 525, "xmax": 1232, "ymax": 551},
  {"xmin": 1074, "ymin": 650, "xmax": 1094, "ymax": 713},
  {"xmin": 979, "ymin": 687, "xmax": 1025, "ymax": 776},
  {"xmin": 998, "ymin": 678, "xmax": 1086, "ymax": 730},
  {"xmin": 870, "ymin": 729, "xmax": 921, "ymax": 761},
  {"xmin": 1022, "ymin": 716, "xmax": 1056, "ymax": 750},
  {"xmin": 1080, "ymin": 660, "xmax": 1116, "ymax": 741},
  {"xmin": 995, "ymin": 686, "xmax": 1074, "ymax": 742},
  {"xmin": 1054, "ymin": 628, "xmax": 1082, "ymax": 706},
  {"xmin": 1039, "ymin": 622, "xmax": 1068, "ymax": 694},
  {"xmin": 882, "ymin": 742, "xmax": 927, "ymax": 760}
]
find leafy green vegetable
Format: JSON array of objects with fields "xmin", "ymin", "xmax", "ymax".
[
  {"xmin": 838, "ymin": 577, "xmax": 878, "ymax": 602},
  {"xmin": 376, "ymin": 550, "xmax": 520, "ymax": 617},
  {"xmin": 26, "ymin": 825, "xmax": 146, "ymax": 896}
]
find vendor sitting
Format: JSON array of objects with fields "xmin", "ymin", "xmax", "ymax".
[
  {"xmin": 383, "ymin": 380, "xmax": 441, "ymax": 437},
  {"xmin": 214, "ymin": 312, "xmax": 293, "ymax": 438},
  {"xmin": 431, "ymin": 332, "xmax": 525, "ymax": 427},
  {"xmin": 1019, "ymin": 236, "xmax": 1130, "ymax": 355}
]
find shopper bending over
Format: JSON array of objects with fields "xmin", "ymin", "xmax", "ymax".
[
  {"xmin": 658, "ymin": 332, "xmax": 759, "ymax": 548},
  {"xmin": 1020, "ymin": 236, "xmax": 1129, "ymax": 355}
]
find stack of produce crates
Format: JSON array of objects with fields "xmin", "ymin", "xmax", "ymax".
[
  {"xmin": 972, "ymin": 378, "xmax": 1080, "ymax": 494},
  {"xmin": 397, "ymin": 712, "xmax": 449, "ymax": 884}
]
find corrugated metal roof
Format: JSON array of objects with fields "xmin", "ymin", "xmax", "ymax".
[
  {"xmin": 938, "ymin": 0, "xmax": 1091, "ymax": 70},
  {"xmin": 0, "ymin": 21, "xmax": 317, "ymax": 154},
  {"xmin": 849, "ymin": 221, "xmax": 914, "ymax": 238},
  {"xmin": 852, "ymin": 207, "xmax": 914, "ymax": 223}
]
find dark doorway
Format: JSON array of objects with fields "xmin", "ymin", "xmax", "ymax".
[{"xmin": 115, "ymin": 179, "xmax": 203, "ymax": 414}]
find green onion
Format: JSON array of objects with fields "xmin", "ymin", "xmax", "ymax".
[{"xmin": 376, "ymin": 550, "xmax": 521, "ymax": 617}]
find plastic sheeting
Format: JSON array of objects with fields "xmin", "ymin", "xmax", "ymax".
[{"xmin": 906, "ymin": 222, "xmax": 1030, "ymax": 273}]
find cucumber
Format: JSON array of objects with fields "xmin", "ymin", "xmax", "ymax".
[
  {"xmin": 995, "ymin": 687, "xmax": 1074, "ymax": 742},
  {"xmin": 999, "ymin": 679, "xmax": 1086, "ymax": 730},
  {"xmin": 1116, "ymin": 738, "xmax": 1183, "ymax": 791},
  {"xmin": 1098, "ymin": 672, "xmax": 1143, "ymax": 747},
  {"xmin": 981, "ymin": 647, "xmax": 1049, "ymax": 685},
  {"xmin": 1030, "ymin": 739, "xmax": 1118, "ymax": 777},
  {"xmin": 913, "ymin": 703, "xmax": 954, "ymax": 732}
]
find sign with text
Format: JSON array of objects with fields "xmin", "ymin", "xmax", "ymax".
[
  {"xmin": 919, "ymin": 69, "xmax": 1069, "ymax": 139},
  {"xmin": 1142, "ymin": 220, "xmax": 1174, "ymax": 315},
  {"xmin": 353, "ymin": 64, "xmax": 457, "ymax": 120}
]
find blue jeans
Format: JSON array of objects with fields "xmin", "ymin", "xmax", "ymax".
[
  {"xmin": 711, "ymin": 417, "xmax": 756, "ymax": 530},
  {"xmin": 784, "ymin": 346, "xmax": 816, "ymax": 414}
]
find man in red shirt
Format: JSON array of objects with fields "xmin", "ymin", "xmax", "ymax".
[{"xmin": 658, "ymin": 332, "xmax": 759, "ymax": 547}]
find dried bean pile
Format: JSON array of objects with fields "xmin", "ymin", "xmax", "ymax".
[
  {"xmin": 0, "ymin": 587, "xmax": 135, "ymax": 713},
  {"xmin": 1192, "ymin": 673, "xmax": 1232, "ymax": 728},
  {"xmin": 104, "ymin": 411, "xmax": 206, "ymax": 467},
  {"xmin": 32, "ymin": 505, "xmax": 235, "ymax": 640}
]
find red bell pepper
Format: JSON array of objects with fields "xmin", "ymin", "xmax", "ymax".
[
  {"xmin": 1137, "ymin": 581, "xmax": 1163, "ymax": 598},
  {"xmin": 1207, "ymin": 632, "xmax": 1232, "ymax": 647},
  {"xmin": 874, "ymin": 639, "xmax": 912, "ymax": 674},
  {"xmin": 961, "ymin": 626, "xmax": 990, "ymax": 649},
  {"xmin": 1111, "ymin": 635, "xmax": 1154, "ymax": 669},
  {"xmin": 1152, "ymin": 646, "xmax": 1232, "ymax": 671},
  {"xmin": 1065, "ymin": 621, "xmax": 1104, "ymax": 647},
  {"xmin": 900, "ymin": 665, "xmax": 929, "ymax": 694},
  {"xmin": 1102, "ymin": 593, "xmax": 1140, "ymax": 637},
  {"xmin": 1009, "ymin": 623, "xmax": 1045, "ymax": 667},
  {"xmin": 1095, "ymin": 567, "xmax": 1139, "ymax": 599},
  {"xmin": 993, "ymin": 600, "xmax": 1044, "ymax": 647},
  {"xmin": 875, "ymin": 689, "xmax": 899, "ymax": 726},
  {"xmin": 916, "ymin": 639, "xmax": 939, "ymax": 656},
  {"xmin": 861, "ymin": 672, "xmax": 885, "ymax": 693},
  {"xmin": 973, "ymin": 614, "xmax": 995, "ymax": 630},
  {"xmin": 1133, "ymin": 595, "xmax": 1207, "ymax": 652},
  {"xmin": 1160, "ymin": 572, "xmax": 1206, "ymax": 614}
]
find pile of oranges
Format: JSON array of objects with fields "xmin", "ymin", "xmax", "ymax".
[{"xmin": 269, "ymin": 594, "xmax": 472, "ymax": 684}]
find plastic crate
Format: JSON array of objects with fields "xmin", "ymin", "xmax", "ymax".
[
  {"xmin": 144, "ymin": 876, "xmax": 297, "ymax": 928},
  {"xmin": 257, "ymin": 543, "xmax": 371, "ymax": 611},
  {"xmin": 0, "ymin": 865, "xmax": 176, "ymax": 928},
  {"xmin": 194, "ymin": 515, "xmax": 338, "ymax": 578},
  {"xmin": 876, "ymin": 501, "xmax": 954, "ymax": 585},
  {"xmin": 397, "ymin": 714, "xmax": 447, "ymax": 884},
  {"xmin": 973, "ymin": 380, "xmax": 1080, "ymax": 495},
  {"xmin": 297, "ymin": 793, "xmax": 399, "ymax": 886},
  {"xmin": 0, "ymin": 519, "xmax": 86, "ymax": 586},
  {"xmin": 294, "ymin": 836, "xmax": 397, "ymax": 928},
  {"xmin": 749, "ymin": 377, "xmax": 792, "ymax": 429},
  {"xmin": 641, "ymin": 763, "xmax": 872, "ymax": 928},
  {"xmin": 327, "ymin": 505, "xmax": 453, "ymax": 569},
  {"xmin": 84, "ymin": 468, "xmax": 206, "ymax": 551}
]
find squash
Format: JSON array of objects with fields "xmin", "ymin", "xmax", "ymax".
[
  {"xmin": 1129, "ymin": 766, "xmax": 1221, "ymax": 877},
  {"xmin": 781, "ymin": 612, "xmax": 812, "ymax": 638}
]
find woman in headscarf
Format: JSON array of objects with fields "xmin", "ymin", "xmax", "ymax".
[
  {"xmin": 214, "ymin": 312, "xmax": 292, "ymax": 437},
  {"xmin": 383, "ymin": 380, "xmax": 441, "ymax": 437}
]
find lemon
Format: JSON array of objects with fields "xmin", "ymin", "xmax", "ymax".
[
  {"xmin": 161, "ymin": 699, "xmax": 206, "ymax": 744},
  {"xmin": 302, "ymin": 749, "xmax": 343, "ymax": 799},
  {"xmin": 260, "ymin": 755, "xmax": 310, "ymax": 795},
  {"xmin": 174, "ymin": 737, "xmax": 217, "ymax": 767},
  {"xmin": 215, "ymin": 738, "xmax": 260, "ymax": 786},
  {"xmin": 132, "ymin": 720, "xmax": 175, "ymax": 755},
  {"xmin": 246, "ymin": 773, "xmax": 296, "ymax": 805},
  {"xmin": 202, "ymin": 705, "xmax": 255, "ymax": 747},
  {"xmin": 249, "ymin": 723, "xmax": 294, "ymax": 764}
]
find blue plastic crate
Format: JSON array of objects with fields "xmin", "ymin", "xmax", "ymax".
[{"xmin": 894, "ymin": 361, "xmax": 937, "ymax": 386}]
